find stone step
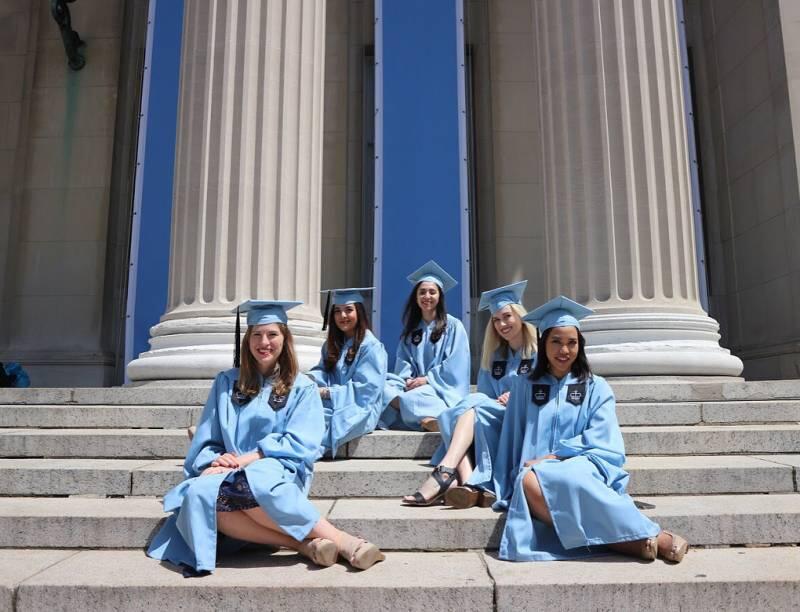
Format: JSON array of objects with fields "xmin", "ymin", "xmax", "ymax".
[
  {"xmin": 0, "ymin": 405, "xmax": 201, "ymax": 429},
  {"xmin": 2, "ymin": 424, "xmax": 800, "ymax": 459},
  {"xmin": 3, "ymin": 548, "xmax": 798, "ymax": 612},
  {"xmin": 0, "ymin": 494, "xmax": 798, "ymax": 550},
  {"xmin": 1, "ymin": 379, "xmax": 799, "ymax": 406},
  {"xmin": 1, "ymin": 456, "xmax": 796, "ymax": 498},
  {"xmin": 2, "ymin": 399, "xmax": 798, "ymax": 429}
]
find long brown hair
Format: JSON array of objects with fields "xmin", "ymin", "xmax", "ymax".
[
  {"xmin": 237, "ymin": 323, "xmax": 298, "ymax": 397},
  {"xmin": 401, "ymin": 282, "xmax": 448, "ymax": 343},
  {"xmin": 324, "ymin": 302, "xmax": 370, "ymax": 371}
]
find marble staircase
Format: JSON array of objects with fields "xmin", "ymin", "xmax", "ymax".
[{"xmin": 0, "ymin": 381, "xmax": 799, "ymax": 611}]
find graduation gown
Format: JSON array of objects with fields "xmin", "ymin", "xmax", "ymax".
[
  {"xmin": 431, "ymin": 349, "xmax": 535, "ymax": 491},
  {"xmin": 147, "ymin": 369, "xmax": 324, "ymax": 572},
  {"xmin": 307, "ymin": 330, "xmax": 388, "ymax": 456},
  {"xmin": 380, "ymin": 314, "xmax": 470, "ymax": 430},
  {"xmin": 492, "ymin": 372, "xmax": 660, "ymax": 561}
]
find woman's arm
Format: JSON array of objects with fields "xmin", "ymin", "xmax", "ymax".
[
  {"xmin": 184, "ymin": 374, "xmax": 228, "ymax": 477},
  {"xmin": 552, "ymin": 378, "xmax": 626, "ymax": 468},
  {"xmin": 328, "ymin": 342, "xmax": 388, "ymax": 412},
  {"xmin": 254, "ymin": 381, "xmax": 326, "ymax": 467},
  {"xmin": 424, "ymin": 318, "xmax": 471, "ymax": 401}
]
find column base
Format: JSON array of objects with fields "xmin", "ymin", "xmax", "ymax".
[
  {"xmin": 127, "ymin": 316, "xmax": 324, "ymax": 381},
  {"xmin": 582, "ymin": 311, "xmax": 744, "ymax": 377}
]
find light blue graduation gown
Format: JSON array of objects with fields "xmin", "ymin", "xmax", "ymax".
[
  {"xmin": 432, "ymin": 349, "xmax": 535, "ymax": 490},
  {"xmin": 380, "ymin": 314, "xmax": 470, "ymax": 430},
  {"xmin": 307, "ymin": 330, "xmax": 388, "ymax": 456},
  {"xmin": 492, "ymin": 372, "xmax": 660, "ymax": 561},
  {"xmin": 147, "ymin": 369, "xmax": 324, "ymax": 572}
]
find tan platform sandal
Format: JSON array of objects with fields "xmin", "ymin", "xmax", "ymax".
[
  {"xmin": 659, "ymin": 531, "xmax": 689, "ymax": 563},
  {"xmin": 299, "ymin": 537, "xmax": 338, "ymax": 567},
  {"xmin": 641, "ymin": 536, "xmax": 658, "ymax": 561},
  {"xmin": 340, "ymin": 537, "xmax": 385, "ymax": 570}
]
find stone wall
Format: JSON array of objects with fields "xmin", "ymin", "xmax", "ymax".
[
  {"xmin": 687, "ymin": 0, "xmax": 800, "ymax": 379},
  {"xmin": 0, "ymin": 0, "xmax": 125, "ymax": 386},
  {"xmin": 320, "ymin": 0, "xmax": 374, "ymax": 294}
]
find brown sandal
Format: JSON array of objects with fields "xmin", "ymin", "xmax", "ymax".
[
  {"xmin": 445, "ymin": 485, "xmax": 497, "ymax": 509},
  {"xmin": 420, "ymin": 418, "xmax": 440, "ymax": 433},
  {"xmin": 299, "ymin": 537, "xmax": 338, "ymax": 567},
  {"xmin": 659, "ymin": 531, "xmax": 689, "ymax": 563}
]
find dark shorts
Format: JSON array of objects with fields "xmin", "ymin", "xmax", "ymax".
[{"xmin": 216, "ymin": 471, "xmax": 259, "ymax": 512}]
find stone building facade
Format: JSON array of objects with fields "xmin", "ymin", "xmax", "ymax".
[{"xmin": 1, "ymin": 0, "xmax": 798, "ymax": 386}]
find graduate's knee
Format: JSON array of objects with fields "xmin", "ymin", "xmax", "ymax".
[{"xmin": 522, "ymin": 470, "xmax": 543, "ymax": 500}]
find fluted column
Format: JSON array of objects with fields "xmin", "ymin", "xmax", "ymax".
[
  {"xmin": 128, "ymin": 0, "xmax": 326, "ymax": 380},
  {"xmin": 535, "ymin": 0, "xmax": 742, "ymax": 376}
]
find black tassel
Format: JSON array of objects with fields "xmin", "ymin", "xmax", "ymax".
[
  {"xmin": 321, "ymin": 291, "xmax": 332, "ymax": 331},
  {"xmin": 233, "ymin": 307, "xmax": 241, "ymax": 368}
]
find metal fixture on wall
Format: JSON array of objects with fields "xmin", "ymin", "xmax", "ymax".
[{"xmin": 51, "ymin": 0, "xmax": 86, "ymax": 70}]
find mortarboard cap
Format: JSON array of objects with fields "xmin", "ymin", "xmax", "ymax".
[
  {"xmin": 322, "ymin": 287, "xmax": 375, "ymax": 306},
  {"xmin": 234, "ymin": 300, "xmax": 302, "ymax": 326},
  {"xmin": 406, "ymin": 260, "xmax": 458, "ymax": 294},
  {"xmin": 320, "ymin": 288, "xmax": 374, "ymax": 331},
  {"xmin": 523, "ymin": 295, "xmax": 593, "ymax": 332},
  {"xmin": 478, "ymin": 280, "xmax": 528, "ymax": 314}
]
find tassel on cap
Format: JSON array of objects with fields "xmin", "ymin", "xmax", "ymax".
[
  {"xmin": 321, "ymin": 290, "xmax": 332, "ymax": 331},
  {"xmin": 234, "ymin": 307, "xmax": 241, "ymax": 368}
]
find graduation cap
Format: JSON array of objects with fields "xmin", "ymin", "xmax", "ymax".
[
  {"xmin": 406, "ymin": 260, "xmax": 458, "ymax": 294},
  {"xmin": 320, "ymin": 287, "xmax": 374, "ymax": 331},
  {"xmin": 477, "ymin": 280, "xmax": 528, "ymax": 314},
  {"xmin": 523, "ymin": 295, "xmax": 593, "ymax": 334},
  {"xmin": 231, "ymin": 300, "xmax": 302, "ymax": 367}
]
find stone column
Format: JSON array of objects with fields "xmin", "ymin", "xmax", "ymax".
[
  {"xmin": 534, "ymin": 0, "xmax": 742, "ymax": 376},
  {"xmin": 128, "ymin": 0, "xmax": 326, "ymax": 380}
]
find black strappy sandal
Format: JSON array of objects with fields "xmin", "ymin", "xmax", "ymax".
[{"xmin": 401, "ymin": 465, "xmax": 458, "ymax": 506}]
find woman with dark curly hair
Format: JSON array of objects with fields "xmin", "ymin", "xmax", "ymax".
[{"xmin": 492, "ymin": 296, "xmax": 688, "ymax": 563}]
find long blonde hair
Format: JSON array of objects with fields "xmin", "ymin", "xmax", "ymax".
[
  {"xmin": 238, "ymin": 323, "xmax": 299, "ymax": 397},
  {"xmin": 480, "ymin": 303, "xmax": 537, "ymax": 371}
]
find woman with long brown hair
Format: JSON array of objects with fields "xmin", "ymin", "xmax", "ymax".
[
  {"xmin": 147, "ymin": 300, "xmax": 384, "ymax": 574},
  {"xmin": 307, "ymin": 288, "xmax": 387, "ymax": 457},
  {"xmin": 380, "ymin": 260, "xmax": 470, "ymax": 432}
]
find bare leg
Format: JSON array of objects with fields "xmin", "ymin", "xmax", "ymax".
[
  {"xmin": 522, "ymin": 470, "xmax": 553, "ymax": 525},
  {"xmin": 442, "ymin": 409, "xmax": 475, "ymax": 483},
  {"xmin": 390, "ymin": 397, "xmax": 400, "ymax": 410},
  {"xmin": 403, "ymin": 409, "xmax": 475, "ymax": 502},
  {"xmin": 216, "ymin": 511, "xmax": 300, "ymax": 549},
  {"xmin": 243, "ymin": 507, "xmax": 383, "ymax": 568}
]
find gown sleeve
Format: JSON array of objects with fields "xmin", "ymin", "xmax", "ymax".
[
  {"xmin": 476, "ymin": 367, "xmax": 495, "ymax": 397},
  {"xmin": 425, "ymin": 318, "xmax": 471, "ymax": 403},
  {"xmin": 328, "ymin": 341, "xmax": 388, "ymax": 412},
  {"xmin": 184, "ymin": 374, "xmax": 227, "ymax": 477},
  {"xmin": 552, "ymin": 377, "xmax": 626, "ymax": 469},
  {"xmin": 256, "ymin": 380, "xmax": 326, "ymax": 468},
  {"xmin": 392, "ymin": 339, "xmax": 415, "ymax": 379},
  {"xmin": 306, "ymin": 343, "xmax": 330, "ymax": 387},
  {"xmin": 491, "ymin": 375, "xmax": 529, "ymax": 506}
]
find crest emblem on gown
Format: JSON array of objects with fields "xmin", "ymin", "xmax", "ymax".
[
  {"xmin": 492, "ymin": 360, "xmax": 507, "ymax": 380},
  {"xmin": 567, "ymin": 383, "xmax": 586, "ymax": 406},
  {"xmin": 532, "ymin": 384, "xmax": 549, "ymax": 406},
  {"xmin": 411, "ymin": 329, "xmax": 423, "ymax": 346},
  {"xmin": 517, "ymin": 359, "xmax": 533, "ymax": 375},
  {"xmin": 232, "ymin": 382, "xmax": 253, "ymax": 406},
  {"xmin": 268, "ymin": 390, "xmax": 288, "ymax": 410}
]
